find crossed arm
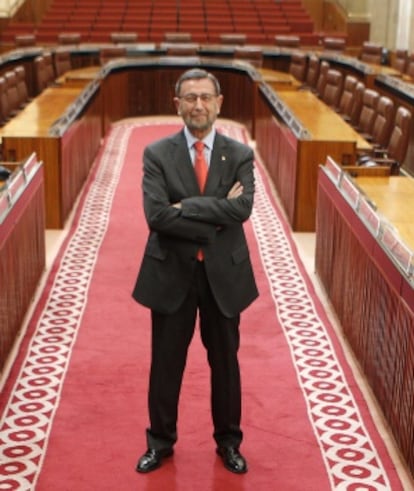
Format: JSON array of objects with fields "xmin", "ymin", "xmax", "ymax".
[
  {"xmin": 172, "ymin": 181, "xmax": 244, "ymax": 209},
  {"xmin": 142, "ymin": 146, "xmax": 254, "ymax": 242}
]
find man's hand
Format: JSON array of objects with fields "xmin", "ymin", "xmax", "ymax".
[
  {"xmin": 172, "ymin": 202, "xmax": 182, "ymax": 209},
  {"xmin": 227, "ymin": 181, "xmax": 243, "ymax": 199}
]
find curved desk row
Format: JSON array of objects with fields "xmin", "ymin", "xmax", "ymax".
[
  {"xmin": 315, "ymin": 158, "xmax": 414, "ymax": 478},
  {"xmin": 0, "ymin": 55, "xmax": 372, "ymax": 231}
]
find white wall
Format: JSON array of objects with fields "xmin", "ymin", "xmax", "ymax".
[
  {"xmin": 337, "ymin": 0, "xmax": 414, "ymax": 50},
  {"xmin": 0, "ymin": 0, "xmax": 26, "ymax": 18}
]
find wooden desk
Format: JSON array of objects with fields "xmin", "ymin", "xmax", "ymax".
[
  {"xmin": 0, "ymin": 154, "xmax": 45, "ymax": 373},
  {"xmin": 258, "ymin": 68, "xmax": 302, "ymax": 91},
  {"xmin": 1, "ymin": 86, "xmax": 83, "ymax": 136},
  {"xmin": 255, "ymin": 85, "xmax": 371, "ymax": 231},
  {"xmin": 355, "ymin": 176, "xmax": 414, "ymax": 248},
  {"xmin": 315, "ymin": 165, "xmax": 414, "ymax": 478},
  {"xmin": 0, "ymin": 83, "xmax": 103, "ymax": 228},
  {"xmin": 57, "ymin": 65, "xmax": 102, "ymax": 88},
  {"xmin": 277, "ymin": 90, "xmax": 370, "ymax": 150}
]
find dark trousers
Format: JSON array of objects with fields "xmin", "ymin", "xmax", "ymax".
[{"xmin": 146, "ymin": 262, "xmax": 243, "ymax": 450}]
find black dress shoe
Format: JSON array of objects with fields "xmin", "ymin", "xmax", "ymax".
[
  {"xmin": 136, "ymin": 448, "xmax": 174, "ymax": 473},
  {"xmin": 216, "ymin": 446, "xmax": 248, "ymax": 474}
]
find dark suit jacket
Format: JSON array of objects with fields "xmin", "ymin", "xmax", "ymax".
[{"xmin": 132, "ymin": 129, "xmax": 258, "ymax": 317}]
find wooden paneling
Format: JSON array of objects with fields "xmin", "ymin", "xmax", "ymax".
[
  {"xmin": 0, "ymin": 157, "xmax": 45, "ymax": 373},
  {"xmin": 101, "ymin": 63, "xmax": 255, "ymax": 136},
  {"xmin": 61, "ymin": 94, "xmax": 103, "ymax": 221}
]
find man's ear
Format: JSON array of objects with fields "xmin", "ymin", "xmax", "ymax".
[
  {"xmin": 174, "ymin": 97, "xmax": 181, "ymax": 115},
  {"xmin": 217, "ymin": 94, "xmax": 224, "ymax": 115}
]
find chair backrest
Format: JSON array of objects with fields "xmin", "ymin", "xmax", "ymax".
[
  {"xmin": 405, "ymin": 53, "xmax": 414, "ymax": 78},
  {"xmin": 4, "ymin": 71, "xmax": 20, "ymax": 114},
  {"xmin": 357, "ymin": 89, "xmax": 380, "ymax": 133},
  {"xmin": 165, "ymin": 44, "xmax": 199, "ymax": 56},
  {"xmin": 315, "ymin": 60, "xmax": 330, "ymax": 96},
  {"xmin": 110, "ymin": 32, "xmax": 138, "ymax": 44},
  {"xmin": 0, "ymin": 76, "xmax": 11, "ymax": 124},
  {"xmin": 219, "ymin": 33, "xmax": 246, "ymax": 45},
  {"xmin": 360, "ymin": 42, "xmax": 383, "ymax": 65},
  {"xmin": 348, "ymin": 81, "xmax": 365, "ymax": 126},
  {"xmin": 304, "ymin": 55, "xmax": 319, "ymax": 89},
  {"xmin": 289, "ymin": 52, "xmax": 308, "ymax": 82},
  {"xmin": 34, "ymin": 56, "xmax": 50, "ymax": 94},
  {"xmin": 58, "ymin": 32, "xmax": 82, "ymax": 45},
  {"xmin": 387, "ymin": 106, "xmax": 412, "ymax": 163},
  {"xmin": 323, "ymin": 37, "xmax": 346, "ymax": 52},
  {"xmin": 233, "ymin": 47, "xmax": 263, "ymax": 68},
  {"xmin": 321, "ymin": 69, "xmax": 343, "ymax": 108},
  {"xmin": 54, "ymin": 49, "xmax": 72, "ymax": 77},
  {"xmin": 99, "ymin": 47, "xmax": 127, "ymax": 65},
  {"xmin": 392, "ymin": 49, "xmax": 408, "ymax": 73},
  {"xmin": 274, "ymin": 35, "xmax": 300, "ymax": 48},
  {"xmin": 370, "ymin": 96, "xmax": 394, "ymax": 148},
  {"xmin": 338, "ymin": 75, "xmax": 358, "ymax": 116},
  {"xmin": 43, "ymin": 53, "xmax": 56, "ymax": 83},
  {"xmin": 164, "ymin": 32, "xmax": 192, "ymax": 43},
  {"xmin": 14, "ymin": 66, "xmax": 29, "ymax": 107},
  {"xmin": 15, "ymin": 34, "xmax": 36, "ymax": 47}
]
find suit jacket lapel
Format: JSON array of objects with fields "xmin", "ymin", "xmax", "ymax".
[
  {"xmin": 205, "ymin": 133, "xmax": 227, "ymax": 195},
  {"xmin": 171, "ymin": 131, "xmax": 201, "ymax": 195}
]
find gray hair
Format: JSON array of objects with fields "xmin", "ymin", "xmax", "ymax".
[{"xmin": 175, "ymin": 69, "xmax": 221, "ymax": 96}]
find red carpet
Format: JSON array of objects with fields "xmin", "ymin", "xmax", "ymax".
[{"xmin": 0, "ymin": 118, "xmax": 404, "ymax": 490}]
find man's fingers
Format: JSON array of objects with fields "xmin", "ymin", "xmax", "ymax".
[{"xmin": 227, "ymin": 181, "xmax": 243, "ymax": 199}]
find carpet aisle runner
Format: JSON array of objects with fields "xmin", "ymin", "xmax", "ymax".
[{"xmin": 0, "ymin": 119, "xmax": 403, "ymax": 490}]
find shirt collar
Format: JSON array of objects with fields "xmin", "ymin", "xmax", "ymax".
[{"xmin": 184, "ymin": 126, "xmax": 216, "ymax": 150}]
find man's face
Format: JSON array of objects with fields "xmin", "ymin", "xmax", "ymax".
[{"xmin": 174, "ymin": 78, "xmax": 223, "ymax": 137}]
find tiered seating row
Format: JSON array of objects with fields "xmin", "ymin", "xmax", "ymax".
[
  {"xmin": 0, "ymin": 65, "xmax": 30, "ymax": 125},
  {"xmin": 0, "ymin": 0, "xmax": 318, "ymax": 46},
  {"xmin": 294, "ymin": 53, "xmax": 412, "ymax": 174}
]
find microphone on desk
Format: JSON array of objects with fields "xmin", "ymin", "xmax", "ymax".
[{"xmin": 0, "ymin": 165, "xmax": 11, "ymax": 180}]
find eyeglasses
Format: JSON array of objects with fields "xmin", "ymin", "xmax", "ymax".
[{"xmin": 178, "ymin": 93, "xmax": 217, "ymax": 103}]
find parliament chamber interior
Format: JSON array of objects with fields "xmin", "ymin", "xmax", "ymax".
[{"xmin": 1, "ymin": 0, "xmax": 414, "ymax": 486}]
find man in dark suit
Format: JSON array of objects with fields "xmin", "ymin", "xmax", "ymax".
[{"xmin": 133, "ymin": 68, "xmax": 258, "ymax": 474}]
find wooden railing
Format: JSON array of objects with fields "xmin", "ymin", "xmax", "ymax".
[{"xmin": 316, "ymin": 160, "xmax": 414, "ymax": 478}]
